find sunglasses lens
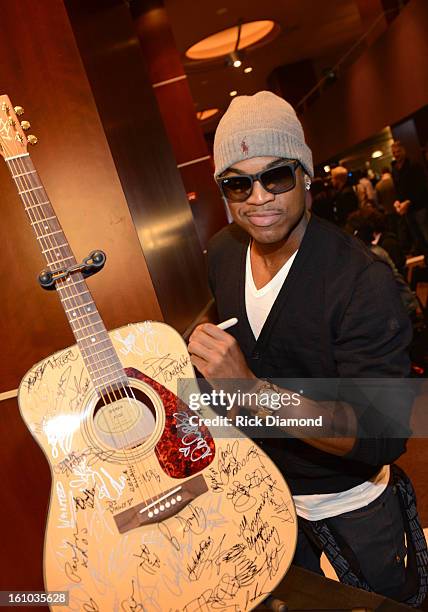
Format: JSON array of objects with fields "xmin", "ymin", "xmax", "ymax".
[
  {"xmin": 261, "ymin": 164, "xmax": 295, "ymax": 193},
  {"xmin": 221, "ymin": 176, "xmax": 252, "ymax": 202}
]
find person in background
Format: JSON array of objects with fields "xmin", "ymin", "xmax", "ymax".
[
  {"xmin": 330, "ymin": 165, "xmax": 359, "ymax": 227},
  {"xmin": 391, "ymin": 140, "xmax": 428, "ymax": 257},
  {"xmin": 345, "ymin": 208, "xmax": 417, "ymax": 317},
  {"xmin": 309, "ymin": 176, "xmax": 335, "ymax": 223},
  {"xmin": 355, "ymin": 168, "xmax": 377, "ymax": 208},
  {"xmin": 188, "ymin": 91, "xmax": 426, "ymax": 605},
  {"xmin": 376, "ymin": 166, "xmax": 399, "ymax": 235}
]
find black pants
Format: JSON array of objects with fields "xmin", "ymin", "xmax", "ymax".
[{"xmin": 293, "ymin": 483, "xmax": 407, "ymax": 601}]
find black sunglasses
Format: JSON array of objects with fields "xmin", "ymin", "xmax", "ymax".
[{"xmin": 216, "ymin": 160, "xmax": 301, "ymax": 203}]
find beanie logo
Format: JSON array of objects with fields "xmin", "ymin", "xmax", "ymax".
[{"xmin": 241, "ymin": 138, "xmax": 249, "ymax": 156}]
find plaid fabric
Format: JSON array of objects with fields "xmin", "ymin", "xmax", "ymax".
[
  {"xmin": 392, "ymin": 464, "xmax": 428, "ymax": 607},
  {"xmin": 300, "ymin": 464, "xmax": 428, "ymax": 607}
]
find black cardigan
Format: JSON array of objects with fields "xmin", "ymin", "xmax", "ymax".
[{"xmin": 207, "ymin": 215, "xmax": 413, "ymax": 495}]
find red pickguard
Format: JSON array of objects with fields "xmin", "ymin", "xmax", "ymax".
[{"xmin": 125, "ymin": 367, "xmax": 215, "ymax": 478}]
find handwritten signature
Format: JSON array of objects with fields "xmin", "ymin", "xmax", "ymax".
[
  {"xmin": 24, "ymin": 349, "xmax": 78, "ymax": 391},
  {"xmin": 174, "ymin": 411, "xmax": 212, "ymax": 462},
  {"xmin": 142, "ymin": 353, "xmax": 190, "ymax": 383}
]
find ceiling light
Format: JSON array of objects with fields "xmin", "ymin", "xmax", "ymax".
[
  {"xmin": 185, "ymin": 21, "xmax": 277, "ymax": 60},
  {"xmin": 371, "ymin": 150, "xmax": 383, "ymax": 159},
  {"xmin": 244, "ymin": 66, "xmax": 253, "ymax": 73},
  {"xmin": 230, "ymin": 90, "xmax": 238, "ymax": 97},
  {"xmin": 229, "ymin": 51, "xmax": 242, "ymax": 68},
  {"xmin": 324, "ymin": 165, "xmax": 331, "ymax": 173},
  {"xmin": 196, "ymin": 108, "xmax": 219, "ymax": 121}
]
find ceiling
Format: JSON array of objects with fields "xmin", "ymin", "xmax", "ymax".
[{"xmin": 164, "ymin": 0, "xmax": 367, "ymax": 130}]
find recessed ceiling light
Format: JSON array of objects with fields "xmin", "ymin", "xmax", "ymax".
[
  {"xmin": 244, "ymin": 66, "xmax": 253, "ymax": 74},
  {"xmin": 230, "ymin": 90, "xmax": 238, "ymax": 97},
  {"xmin": 371, "ymin": 150, "xmax": 383, "ymax": 158},
  {"xmin": 185, "ymin": 21, "xmax": 277, "ymax": 60},
  {"xmin": 324, "ymin": 165, "xmax": 331, "ymax": 173},
  {"xmin": 196, "ymin": 108, "xmax": 219, "ymax": 121}
]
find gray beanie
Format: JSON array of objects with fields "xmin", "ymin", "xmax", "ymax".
[{"xmin": 214, "ymin": 91, "xmax": 313, "ymax": 178}]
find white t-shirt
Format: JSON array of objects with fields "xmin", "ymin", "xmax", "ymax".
[
  {"xmin": 245, "ymin": 245, "xmax": 297, "ymax": 339},
  {"xmin": 244, "ymin": 244, "xmax": 388, "ymax": 520}
]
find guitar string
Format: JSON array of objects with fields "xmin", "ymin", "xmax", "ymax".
[
  {"xmin": 7, "ymin": 154, "xmax": 162, "ymax": 507},
  {"xmin": 8, "ymin": 154, "xmax": 161, "ymax": 507}
]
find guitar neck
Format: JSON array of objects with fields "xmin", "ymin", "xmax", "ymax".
[{"xmin": 5, "ymin": 152, "xmax": 128, "ymax": 395}]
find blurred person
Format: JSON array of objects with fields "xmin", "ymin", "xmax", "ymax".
[
  {"xmin": 346, "ymin": 201, "xmax": 406, "ymax": 275},
  {"xmin": 391, "ymin": 140, "xmax": 428, "ymax": 257},
  {"xmin": 376, "ymin": 166, "xmax": 399, "ymax": 235},
  {"xmin": 355, "ymin": 168, "xmax": 377, "ymax": 208},
  {"xmin": 346, "ymin": 208, "xmax": 417, "ymax": 316},
  {"xmin": 330, "ymin": 165, "xmax": 359, "ymax": 226},
  {"xmin": 309, "ymin": 176, "xmax": 335, "ymax": 223}
]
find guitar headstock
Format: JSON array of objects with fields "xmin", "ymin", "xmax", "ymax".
[{"xmin": 0, "ymin": 94, "xmax": 37, "ymax": 160}]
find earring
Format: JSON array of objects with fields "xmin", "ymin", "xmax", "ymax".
[{"xmin": 304, "ymin": 176, "xmax": 311, "ymax": 191}]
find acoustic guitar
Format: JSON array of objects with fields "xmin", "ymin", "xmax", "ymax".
[{"xmin": 0, "ymin": 95, "xmax": 297, "ymax": 611}]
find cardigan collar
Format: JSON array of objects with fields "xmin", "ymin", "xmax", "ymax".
[{"xmin": 235, "ymin": 213, "xmax": 318, "ymax": 355}]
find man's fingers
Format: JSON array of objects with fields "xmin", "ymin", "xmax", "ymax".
[
  {"xmin": 189, "ymin": 324, "xmax": 235, "ymax": 355},
  {"xmin": 188, "ymin": 337, "xmax": 216, "ymax": 360},
  {"xmin": 189, "ymin": 330, "xmax": 222, "ymax": 352},
  {"xmin": 189, "ymin": 353, "xmax": 208, "ymax": 374},
  {"xmin": 197, "ymin": 323, "xmax": 232, "ymax": 340}
]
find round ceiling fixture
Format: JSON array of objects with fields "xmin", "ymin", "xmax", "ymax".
[
  {"xmin": 185, "ymin": 21, "xmax": 277, "ymax": 61},
  {"xmin": 196, "ymin": 108, "xmax": 219, "ymax": 121}
]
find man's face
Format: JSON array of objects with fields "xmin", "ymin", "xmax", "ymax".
[
  {"xmin": 392, "ymin": 143, "xmax": 405, "ymax": 164},
  {"xmin": 222, "ymin": 156, "xmax": 307, "ymax": 245}
]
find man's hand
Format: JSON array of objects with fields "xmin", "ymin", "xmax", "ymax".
[{"xmin": 188, "ymin": 323, "xmax": 256, "ymax": 386}]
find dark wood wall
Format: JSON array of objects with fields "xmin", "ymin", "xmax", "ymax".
[
  {"xmin": 132, "ymin": 2, "xmax": 228, "ymax": 250},
  {"xmin": 65, "ymin": 0, "xmax": 213, "ymax": 330},
  {"xmin": 301, "ymin": 0, "xmax": 428, "ymax": 164},
  {"xmin": 0, "ymin": 0, "xmax": 164, "ymax": 393}
]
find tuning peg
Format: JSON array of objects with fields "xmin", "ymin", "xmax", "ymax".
[
  {"xmin": 27, "ymin": 135, "xmax": 38, "ymax": 145},
  {"xmin": 14, "ymin": 106, "xmax": 24, "ymax": 116},
  {"xmin": 1, "ymin": 103, "xmax": 10, "ymax": 113},
  {"xmin": 20, "ymin": 120, "xmax": 30, "ymax": 130}
]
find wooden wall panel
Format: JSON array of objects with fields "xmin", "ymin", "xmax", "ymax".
[
  {"xmin": 0, "ymin": 398, "xmax": 50, "ymax": 599},
  {"xmin": 65, "ymin": 0, "xmax": 212, "ymax": 332},
  {"xmin": 133, "ymin": 3, "xmax": 228, "ymax": 251},
  {"xmin": 0, "ymin": 0, "xmax": 163, "ymax": 392},
  {"xmin": 179, "ymin": 160, "xmax": 229, "ymax": 249},
  {"xmin": 301, "ymin": 0, "xmax": 428, "ymax": 164}
]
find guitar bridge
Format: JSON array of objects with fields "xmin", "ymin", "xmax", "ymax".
[{"xmin": 113, "ymin": 473, "xmax": 208, "ymax": 533}]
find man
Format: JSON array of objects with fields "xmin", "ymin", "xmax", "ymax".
[
  {"xmin": 188, "ymin": 92, "xmax": 425, "ymax": 604},
  {"xmin": 376, "ymin": 165, "xmax": 399, "ymax": 237},
  {"xmin": 391, "ymin": 140, "xmax": 428, "ymax": 257},
  {"xmin": 355, "ymin": 168, "xmax": 377, "ymax": 208},
  {"xmin": 330, "ymin": 165, "xmax": 358, "ymax": 226}
]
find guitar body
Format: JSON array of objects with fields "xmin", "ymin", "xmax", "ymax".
[{"xmin": 18, "ymin": 321, "xmax": 297, "ymax": 612}]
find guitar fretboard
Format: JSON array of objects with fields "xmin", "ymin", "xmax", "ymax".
[{"xmin": 5, "ymin": 153, "xmax": 128, "ymax": 396}]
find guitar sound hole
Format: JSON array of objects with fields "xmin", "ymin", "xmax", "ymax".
[{"xmin": 93, "ymin": 387, "xmax": 156, "ymax": 450}]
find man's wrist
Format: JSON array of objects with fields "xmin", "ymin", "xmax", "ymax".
[{"xmin": 243, "ymin": 379, "xmax": 283, "ymax": 417}]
